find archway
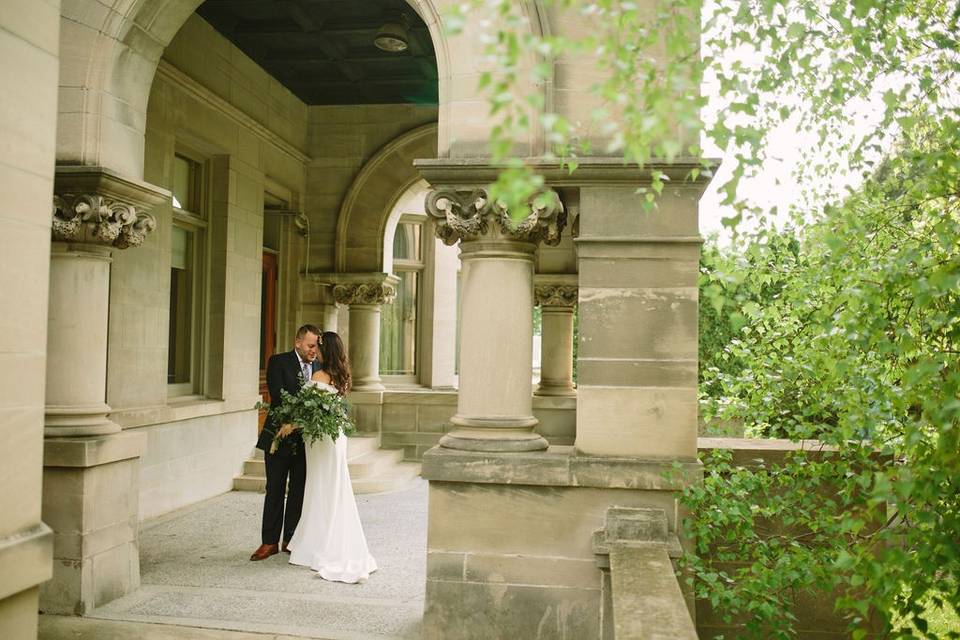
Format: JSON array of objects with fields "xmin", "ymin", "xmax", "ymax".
[{"xmin": 335, "ymin": 123, "xmax": 438, "ymax": 273}]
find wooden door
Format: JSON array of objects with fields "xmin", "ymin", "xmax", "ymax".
[{"xmin": 258, "ymin": 252, "xmax": 278, "ymax": 431}]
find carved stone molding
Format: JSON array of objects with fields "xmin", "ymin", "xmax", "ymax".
[
  {"xmin": 424, "ymin": 187, "xmax": 566, "ymax": 246},
  {"xmin": 53, "ymin": 193, "xmax": 157, "ymax": 248},
  {"xmin": 535, "ymin": 284, "xmax": 578, "ymax": 307},
  {"xmin": 52, "ymin": 166, "xmax": 167, "ymax": 250},
  {"xmin": 332, "ymin": 282, "xmax": 397, "ymax": 306}
]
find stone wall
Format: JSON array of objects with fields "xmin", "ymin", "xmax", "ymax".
[
  {"xmin": 133, "ymin": 411, "xmax": 254, "ymax": 520},
  {"xmin": 105, "ymin": 13, "xmax": 310, "ymax": 519},
  {"xmin": 0, "ymin": 0, "xmax": 59, "ymax": 634},
  {"xmin": 421, "ymin": 447, "xmax": 700, "ymax": 640}
]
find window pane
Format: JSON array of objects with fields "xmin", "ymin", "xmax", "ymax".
[
  {"xmin": 172, "ymin": 154, "xmax": 201, "ymax": 214},
  {"xmin": 172, "ymin": 156, "xmax": 191, "ymax": 211},
  {"xmin": 410, "ymin": 223, "xmax": 422, "ymax": 261},
  {"xmin": 171, "ymin": 224, "xmax": 188, "ymax": 269},
  {"xmin": 379, "ymin": 270, "xmax": 418, "ymax": 375},
  {"xmin": 168, "ymin": 226, "xmax": 194, "ymax": 385},
  {"xmin": 392, "ymin": 222, "xmax": 423, "ymax": 262}
]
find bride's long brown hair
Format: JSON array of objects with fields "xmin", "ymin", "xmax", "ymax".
[{"xmin": 318, "ymin": 331, "xmax": 351, "ymax": 395}]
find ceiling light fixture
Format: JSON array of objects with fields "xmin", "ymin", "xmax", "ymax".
[{"xmin": 374, "ymin": 14, "xmax": 409, "ymax": 53}]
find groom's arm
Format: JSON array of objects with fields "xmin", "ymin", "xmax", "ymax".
[{"xmin": 265, "ymin": 354, "xmax": 285, "ymax": 409}]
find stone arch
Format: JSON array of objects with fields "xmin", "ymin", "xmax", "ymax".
[
  {"xmin": 335, "ymin": 123, "xmax": 439, "ymax": 273},
  {"xmin": 56, "ymin": 0, "xmax": 456, "ymax": 178}
]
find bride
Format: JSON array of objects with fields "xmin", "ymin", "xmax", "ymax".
[{"xmin": 277, "ymin": 331, "xmax": 377, "ymax": 583}]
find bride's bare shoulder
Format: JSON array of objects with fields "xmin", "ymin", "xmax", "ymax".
[{"xmin": 311, "ymin": 370, "xmax": 332, "ymax": 384}]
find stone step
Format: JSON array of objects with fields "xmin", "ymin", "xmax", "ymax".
[
  {"xmin": 249, "ymin": 435, "xmax": 379, "ymax": 459},
  {"xmin": 232, "ymin": 461, "xmax": 421, "ymax": 495},
  {"xmin": 233, "ymin": 436, "xmax": 419, "ymax": 495},
  {"xmin": 233, "ymin": 474, "xmax": 266, "ymax": 492},
  {"xmin": 348, "ymin": 448, "xmax": 405, "ymax": 478},
  {"xmin": 351, "ymin": 462, "xmax": 422, "ymax": 494}
]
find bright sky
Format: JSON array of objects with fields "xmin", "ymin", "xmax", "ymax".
[{"xmin": 695, "ymin": 2, "xmax": 896, "ymax": 243}]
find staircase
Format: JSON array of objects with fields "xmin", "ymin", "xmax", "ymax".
[{"xmin": 232, "ymin": 436, "xmax": 421, "ymax": 494}]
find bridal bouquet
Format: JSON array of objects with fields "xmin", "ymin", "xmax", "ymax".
[{"xmin": 256, "ymin": 384, "xmax": 355, "ymax": 454}]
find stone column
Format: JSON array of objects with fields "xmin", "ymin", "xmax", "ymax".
[
  {"xmin": 333, "ymin": 275, "xmax": 398, "ymax": 392},
  {"xmin": 425, "ymin": 187, "xmax": 566, "ymax": 452},
  {"xmin": 41, "ymin": 167, "xmax": 163, "ymax": 614},
  {"xmin": 534, "ymin": 276, "xmax": 578, "ymax": 397}
]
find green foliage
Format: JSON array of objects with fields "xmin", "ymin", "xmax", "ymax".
[
  {"xmin": 699, "ymin": 231, "xmax": 802, "ymax": 384},
  {"xmin": 690, "ymin": 123, "xmax": 960, "ymax": 637},
  {"xmin": 257, "ymin": 385, "xmax": 355, "ymax": 453}
]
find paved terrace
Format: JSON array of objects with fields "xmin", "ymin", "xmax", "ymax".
[{"xmin": 43, "ymin": 480, "xmax": 429, "ymax": 640}]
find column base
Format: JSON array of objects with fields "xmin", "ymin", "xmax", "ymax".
[
  {"xmin": 534, "ymin": 382, "xmax": 577, "ymax": 397},
  {"xmin": 440, "ymin": 416, "xmax": 548, "ymax": 452},
  {"xmin": 45, "ymin": 403, "xmax": 121, "ymax": 437},
  {"xmin": 352, "ymin": 379, "xmax": 386, "ymax": 392}
]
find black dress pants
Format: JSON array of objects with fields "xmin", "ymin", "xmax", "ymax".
[{"xmin": 261, "ymin": 449, "xmax": 306, "ymax": 544}]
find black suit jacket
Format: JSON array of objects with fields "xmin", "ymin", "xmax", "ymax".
[{"xmin": 256, "ymin": 350, "xmax": 317, "ymax": 456}]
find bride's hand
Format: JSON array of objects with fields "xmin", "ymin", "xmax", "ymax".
[{"xmin": 277, "ymin": 423, "xmax": 295, "ymax": 438}]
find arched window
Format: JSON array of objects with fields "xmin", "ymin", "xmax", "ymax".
[
  {"xmin": 379, "ymin": 181, "xmax": 458, "ymax": 388},
  {"xmin": 380, "ymin": 217, "xmax": 423, "ymax": 375}
]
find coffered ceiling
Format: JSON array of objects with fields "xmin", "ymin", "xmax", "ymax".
[{"xmin": 196, "ymin": 0, "xmax": 439, "ymax": 105}]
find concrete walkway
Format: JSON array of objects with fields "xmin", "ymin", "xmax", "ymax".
[{"xmin": 54, "ymin": 480, "xmax": 429, "ymax": 640}]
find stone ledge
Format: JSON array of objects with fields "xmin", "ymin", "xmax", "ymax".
[
  {"xmin": 0, "ymin": 523, "xmax": 53, "ymax": 601},
  {"xmin": 698, "ymin": 437, "xmax": 838, "ymax": 467},
  {"xmin": 43, "ymin": 432, "xmax": 146, "ymax": 468},
  {"xmin": 414, "ymin": 157, "xmax": 719, "ymax": 191},
  {"xmin": 421, "ymin": 445, "xmax": 702, "ymax": 490},
  {"xmin": 111, "ymin": 397, "xmax": 260, "ymax": 429}
]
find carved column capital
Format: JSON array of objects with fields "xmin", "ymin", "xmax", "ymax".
[
  {"xmin": 333, "ymin": 282, "xmax": 397, "ymax": 306},
  {"xmin": 534, "ymin": 284, "xmax": 578, "ymax": 307},
  {"xmin": 52, "ymin": 166, "xmax": 166, "ymax": 250},
  {"xmin": 534, "ymin": 274, "xmax": 579, "ymax": 307},
  {"xmin": 325, "ymin": 273, "xmax": 399, "ymax": 306},
  {"xmin": 52, "ymin": 193, "xmax": 157, "ymax": 249},
  {"xmin": 424, "ymin": 187, "xmax": 566, "ymax": 246}
]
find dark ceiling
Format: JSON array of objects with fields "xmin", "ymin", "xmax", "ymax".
[{"xmin": 196, "ymin": 0, "xmax": 438, "ymax": 105}]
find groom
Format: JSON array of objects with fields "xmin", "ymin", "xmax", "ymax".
[{"xmin": 250, "ymin": 324, "xmax": 321, "ymax": 561}]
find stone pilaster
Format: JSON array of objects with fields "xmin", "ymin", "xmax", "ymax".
[
  {"xmin": 574, "ymin": 180, "xmax": 703, "ymax": 459},
  {"xmin": 424, "ymin": 185, "xmax": 566, "ymax": 452},
  {"xmin": 41, "ymin": 166, "xmax": 164, "ymax": 615},
  {"xmin": 332, "ymin": 274, "xmax": 399, "ymax": 392},
  {"xmin": 534, "ymin": 275, "xmax": 578, "ymax": 397}
]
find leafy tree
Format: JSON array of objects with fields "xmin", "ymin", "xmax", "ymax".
[{"xmin": 691, "ymin": 122, "xmax": 960, "ymax": 636}]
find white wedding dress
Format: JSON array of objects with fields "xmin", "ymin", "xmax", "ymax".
[{"xmin": 287, "ymin": 381, "xmax": 377, "ymax": 583}]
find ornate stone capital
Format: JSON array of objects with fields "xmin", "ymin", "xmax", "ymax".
[
  {"xmin": 53, "ymin": 193, "xmax": 157, "ymax": 248},
  {"xmin": 534, "ymin": 273, "xmax": 578, "ymax": 307},
  {"xmin": 333, "ymin": 282, "xmax": 397, "ymax": 306},
  {"xmin": 53, "ymin": 166, "xmax": 167, "ymax": 250},
  {"xmin": 424, "ymin": 187, "xmax": 566, "ymax": 246},
  {"xmin": 535, "ymin": 284, "xmax": 578, "ymax": 307}
]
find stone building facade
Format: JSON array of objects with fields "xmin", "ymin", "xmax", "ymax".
[{"xmin": 0, "ymin": 1, "xmax": 710, "ymax": 638}]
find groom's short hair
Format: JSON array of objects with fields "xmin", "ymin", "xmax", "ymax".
[{"xmin": 296, "ymin": 324, "xmax": 321, "ymax": 340}]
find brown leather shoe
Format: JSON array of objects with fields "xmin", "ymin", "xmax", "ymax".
[
  {"xmin": 250, "ymin": 543, "xmax": 279, "ymax": 561},
  {"xmin": 282, "ymin": 541, "xmax": 291, "ymax": 554}
]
